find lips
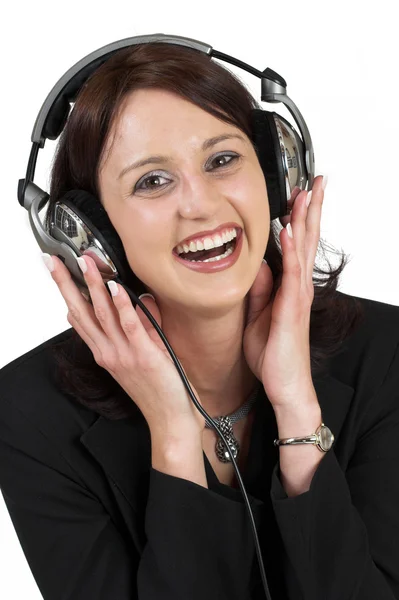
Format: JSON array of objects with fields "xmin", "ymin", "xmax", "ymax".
[
  {"xmin": 172, "ymin": 226, "xmax": 244, "ymax": 272},
  {"xmin": 173, "ymin": 223, "xmax": 242, "ymax": 252}
]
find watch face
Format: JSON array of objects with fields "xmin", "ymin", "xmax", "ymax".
[{"xmin": 320, "ymin": 425, "xmax": 334, "ymax": 450}]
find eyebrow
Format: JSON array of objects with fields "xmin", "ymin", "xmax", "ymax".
[{"xmin": 117, "ymin": 133, "xmax": 246, "ymax": 180}]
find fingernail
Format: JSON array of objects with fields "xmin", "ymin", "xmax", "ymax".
[
  {"xmin": 76, "ymin": 256, "xmax": 87, "ymax": 274},
  {"xmin": 306, "ymin": 191, "xmax": 313, "ymax": 207},
  {"xmin": 107, "ymin": 280, "xmax": 119, "ymax": 296},
  {"xmin": 322, "ymin": 175, "xmax": 328, "ymax": 191},
  {"xmin": 262, "ymin": 258, "xmax": 267, "ymax": 265},
  {"xmin": 286, "ymin": 222, "xmax": 293, "ymax": 239},
  {"xmin": 41, "ymin": 253, "xmax": 54, "ymax": 272},
  {"xmin": 138, "ymin": 293, "xmax": 155, "ymax": 301}
]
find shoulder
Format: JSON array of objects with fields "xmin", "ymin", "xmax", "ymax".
[
  {"xmin": 0, "ymin": 328, "xmax": 99, "ymax": 451},
  {"xmin": 349, "ymin": 290, "xmax": 399, "ymax": 334},
  {"xmin": 327, "ymin": 292, "xmax": 399, "ymax": 441},
  {"xmin": 329, "ymin": 291, "xmax": 399, "ymax": 383}
]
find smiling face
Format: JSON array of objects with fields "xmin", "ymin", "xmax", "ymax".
[{"xmin": 97, "ymin": 88, "xmax": 270, "ymax": 313}]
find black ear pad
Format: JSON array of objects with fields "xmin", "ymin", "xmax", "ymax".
[
  {"xmin": 54, "ymin": 189, "xmax": 147, "ymax": 297},
  {"xmin": 250, "ymin": 109, "xmax": 288, "ymax": 221}
]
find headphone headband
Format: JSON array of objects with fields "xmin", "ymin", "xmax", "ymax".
[
  {"xmin": 32, "ymin": 32, "xmax": 289, "ymax": 146},
  {"xmin": 33, "ymin": 34, "xmax": 210, "ymax": 145},
  {"xmin": 18, "ymin": 32, "xmax": 314, "ymax": 211}
]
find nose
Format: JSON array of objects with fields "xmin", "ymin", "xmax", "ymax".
[{"xmin": 176, "ymin": 175, "xmax": 223, "ymax": 219}]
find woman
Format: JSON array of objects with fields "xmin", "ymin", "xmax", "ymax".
[{"xmin": 1, "ymin": 42, "xmax": 398, "ymax": 600}]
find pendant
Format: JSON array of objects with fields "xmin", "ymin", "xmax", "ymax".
[{"xmin": 215, "ymin": 416, "xmax": 240, "ymax": 463}]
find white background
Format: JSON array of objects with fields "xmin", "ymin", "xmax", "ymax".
[{"xmin": 0, "ymin": 0, "xmax": 398, "ymax": 597}]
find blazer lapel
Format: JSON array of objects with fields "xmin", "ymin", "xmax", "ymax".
[
  {"xmin": 80, "ymin": 411, "xmax": 152, "ymax": 555},
  {"xmin": 79, "ymin": 371, "xmax": 354, "ymax": 555}
]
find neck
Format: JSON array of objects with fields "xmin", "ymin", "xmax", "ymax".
[{"xmin": 152, "ymin": 294, "xmax": 259, "ymax": 418}]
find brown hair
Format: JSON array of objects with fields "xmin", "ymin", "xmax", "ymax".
[{"xmin": 45, "ymin": 42, "xmax": 365, "ymax": 420}]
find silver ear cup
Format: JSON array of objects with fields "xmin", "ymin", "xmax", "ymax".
[
  {"xmin": 272, "ymin": 113, "xmax": 307, "ymax": 202},
  {"xmin": 49, "ymin": 202, "xmax": 119, "ymax": 283}
]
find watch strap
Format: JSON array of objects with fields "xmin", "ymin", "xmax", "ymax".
[{"xmin": 274, "ymin": 422, "xmax": 334, "ymax": 453}]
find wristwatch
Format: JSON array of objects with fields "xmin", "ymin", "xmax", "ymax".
[{"xmin": 274, "ymin": 422, "xmax": 334, "ymax": 453}]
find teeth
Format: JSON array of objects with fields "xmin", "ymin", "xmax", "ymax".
[
  {"xmin": 222, "ymin": 231, "xmax": 229, "ymax": 244},
  {"xmin": 177, "ymin": 228, "xmax": 238, "ymax": 255},
  {"xmin": 188, "ymin": 245, "xmax": 235, "ymax": 263}
]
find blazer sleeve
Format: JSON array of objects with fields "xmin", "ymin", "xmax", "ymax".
[
  {"xmin": 0, "ymin": 395, "xmax": 264, "ymax": 600},
  {"xmin": 263, "ymin": 342, "xmax": 399, "ymax": 600}
]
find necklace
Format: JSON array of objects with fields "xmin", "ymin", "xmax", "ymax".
[{"xmin": 204, "ymin": 381, "xmax": 261, "ymax": 463}]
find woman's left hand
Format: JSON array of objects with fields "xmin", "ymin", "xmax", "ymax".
[{"xmin": 243, "ymin": 175, "xmax": 327, "ymax": 411}]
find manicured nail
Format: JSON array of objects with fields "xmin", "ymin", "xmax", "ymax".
[
  {"xmin": 107, "ymin": 280, "xmax": 119, "ymax": 296},
  {"xmin": 76, "ymin": 256, "xmax": 87, "ymax": 274},
  {"xmin": 138, "ymin": 293, "xmax": 155, "ymax": 301},
  {"xmin": 322, "ymin": 175, "xmax": 328, "ymax": 191},
  {"xmin": 286, "ymin": 222, "xmax": 293, "ymax": 239},
  {"xmin": 306, "ymin": 191, "xmax": 313, "ymax": 207},
  {"xmin": 41, "ymin": 253, "xmax": 54, "ymax": 272}
]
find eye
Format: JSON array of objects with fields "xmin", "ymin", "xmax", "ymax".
[
  {"xmin": 133, "ymin": 152, "xmax": 240, "ymax": 193},
  {"xmin": 208, "ymin": 152, "xmax": 239, "ymax": 170}
]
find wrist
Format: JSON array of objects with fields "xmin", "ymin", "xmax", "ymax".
[
  {"xmin": 150, "ymin": 422, "xmax": 202, "ymax": 452},
  {"xmin": 150, "ymin": 426, "xmax": 207, "ymax": 488},
  {"xmin": 274, "ymin": 402, "xmax": 322, "ymax": 440}
]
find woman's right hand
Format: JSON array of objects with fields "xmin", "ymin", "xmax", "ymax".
[{"xmin": 43, "ymin": 253, "xmax": 206, "ymax": 437}]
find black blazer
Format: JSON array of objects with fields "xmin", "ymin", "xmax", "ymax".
[{"xmin": 1, "ymin": 291, "xmax": 399, "ymax": 600}]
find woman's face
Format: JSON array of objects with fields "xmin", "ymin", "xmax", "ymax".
[{"xmin": 98, "ymin": 88, "xmax": 270, "ymax": 313}]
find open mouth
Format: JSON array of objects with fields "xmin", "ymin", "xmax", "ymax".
[{"xmin": 173, "ymin": 230, "xmax": 240, "ymax": 263}]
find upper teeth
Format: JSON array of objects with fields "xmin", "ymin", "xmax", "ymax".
[{"xmin": 176, "ymin": 228, "xmax": 238, "ymax": 255}]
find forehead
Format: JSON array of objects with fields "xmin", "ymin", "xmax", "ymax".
[
  {"xmin": 101, "ymin": 88, "xmax": 242, "ymax": 168},
  {"xmin": 114, "ymin": 88, "xmax": 223, "ymax": 133}
]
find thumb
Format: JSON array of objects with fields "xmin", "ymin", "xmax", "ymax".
[{"xmin": 246, "ymin": 259, "xmax": 273, "ymax": 327}]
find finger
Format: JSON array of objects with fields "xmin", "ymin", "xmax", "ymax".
[
  {"xmin": 278, "ymin": 223, "xmax": 301, "ymax": 313},
  {"xmin": 290, "ymin": 176, "xmax": 324, "ymax": 280},
  {"xmin": 305, "ymin": 176, "xmax": 324, "ymax": 280},
  {"xmin": 278, "ymin": 186, "xmax": 301, "ymax": 227},
  {"xmin": 75, "ymin": 255, "xmax": 130, "ymax": 351},
  {"xmin": 49, "ymin": 255, "xmax": 114, "ymax": 362},
  {"xmin": 107, "ymin": 280, "xmax": 159, "ymax": 356},
  {"xmin": 289, "ymin": 189, "xmax": 309, "ymax": 273},
  {"xmin": 279, "ymin": 213, "xmax": 291, "ymax": 228}
]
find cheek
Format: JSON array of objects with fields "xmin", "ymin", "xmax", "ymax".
[
  {"xmin": 101, "ymin": 193, "xmax": 170, "ymax": 271},
  {"xmin": 234, "ymin": 173, "xmax": 270, "ymax": 229},
  {"xmin": 243, "ymin": 184, "xmax": 270, "ymax": 252},
  {"xmin": 115, "ymin": 217, "xmax": 169, "ymax": 273},
  {"xmin": 232, "ymin": 164, "xmax": 268, "ymax": 206}
]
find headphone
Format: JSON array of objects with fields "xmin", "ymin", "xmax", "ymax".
[{"xmin": 17, "ymin": 33, "xmax": 316, "ymax": 600}]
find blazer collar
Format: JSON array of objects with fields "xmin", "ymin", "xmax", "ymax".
[{"xmin": 80, "ymin": 370, "xmax": 354, "ymax": 554}]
